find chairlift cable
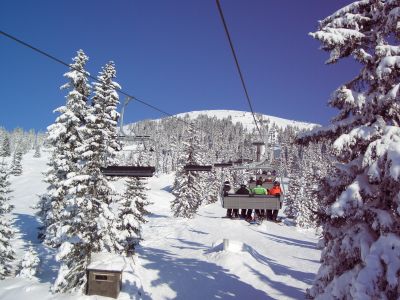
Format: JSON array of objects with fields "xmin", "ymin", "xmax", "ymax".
[
  {"xmin": 215, "ymin": 0, "xmax": 263, "ymax": 140},
  {"xmin": 0, "ymin": 30, "xmax": 207, "ymax": 135}
]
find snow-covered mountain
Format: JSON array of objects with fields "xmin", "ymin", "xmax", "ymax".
[
  {"xmin": 173, "ymin": 110, "xmax": 319, "ymax": 131},
  {"xmin": 124, "ymin": 110, "xmax": 318, "ymax": 134}
]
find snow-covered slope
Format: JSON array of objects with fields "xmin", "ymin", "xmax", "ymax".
[
  {"xmin": 0, "ymin": 150, "xmax": 321, "ymax": 299},
  {"xmin": 174, "ymin": 110, "xmax": 319, "ymax": 131}
]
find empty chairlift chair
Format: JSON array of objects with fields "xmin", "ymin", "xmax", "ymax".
[
  {"xmin": 183, "ymin": 164, "xmax": 213, "ymax": 172},
  {"xmin": 100, "ymin": 166, "xmax": 155, "ymax": 177}
]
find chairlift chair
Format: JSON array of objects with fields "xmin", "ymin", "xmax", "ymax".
[
  {"xmin": 118, "ymin": 135, "xmax": 152, "ymax": 142},
  {"xmin": 183, "ymin": 164, "xmax": 213, "ymax": 172},
  {"xmin": 100, "ymin": 97, "xmax": 156, "ymax": 178},
  {"xmin": 219, "ymin": 141, "xmax": 284, "ymax": 211},
  {"xmin": 213, "ymin": 162, "xmax": 233, "ymax": 168},
  {"xmin": 101, "ymin": 166, "xmax": 155, "ymax": 177}
]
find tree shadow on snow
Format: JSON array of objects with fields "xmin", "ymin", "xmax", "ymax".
[
  {"xmin": 196, "ymin": 213, "xmax": 222, "ymax": 219},
  {"xmin": 245, "ymin": 264, "xmax": 307, "ymax": 299},
  {"xmin": 12, "ymin": 213, "xmax": 59, "ymax": 284},
  {"xmin": 170, "ymin": 238, "xmax": 208, "ymax": 251},
  {"xmin": 293, "ymin": 256, "xmax": 320, "ymax": 264},
  {"xmin": 187, "ymin": 228, "xmax": 209, "ymax": 235},
  {"xmin": 148, "ymin": 213, "xmax": 169, "ymax": 219},
  {"xmin": 36, "ymin": 245, "xmax": 59, "ymax": 284},
  {"xmin": 242, "ymin": 244, "xmax": 315, "ymax": 285},
  {"xmin": 121, "ymin": 270, "xmax": 152, "ymax": 300},
  {"xmin": 261, "ymin": 233, "xmax": 317, "ymax": 250},
  {"xmin": 161, "ymin": 185, "xmax": 173, "ymax": 192},
  {"xmin": 12, "ymin": 213, "xmax": 41, "ymax": 245},
  {"xmin": 137, "ymin": 247, "xmax": 270, "ymax": 299}
]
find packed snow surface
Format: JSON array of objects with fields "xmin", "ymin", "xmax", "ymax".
[{"xmin": 0, "ymin": 150, "xmax": 321, "ymax": 299}]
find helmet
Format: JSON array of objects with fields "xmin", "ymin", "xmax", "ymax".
[{"xmin": 273, "ymin": 181, "xmax": 280, "ymax": 186}]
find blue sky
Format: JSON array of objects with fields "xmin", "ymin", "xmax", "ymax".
[{"xmin": 1, "ymin": 0, "xmax": 356, "ymax": 131}]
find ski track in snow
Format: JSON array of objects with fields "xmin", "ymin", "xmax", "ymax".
[{"xmin": 0, "ymin": 151, "xmax": 320, "ymax": 300}]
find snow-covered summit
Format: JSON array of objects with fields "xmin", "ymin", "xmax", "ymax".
[{"xmin": 173, "ymin": 110, "xmax": 318, "ymax": 131}]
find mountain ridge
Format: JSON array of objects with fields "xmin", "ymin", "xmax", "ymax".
[{"xmin": 167, "ymin": 109, "xmax": 319, "ymax": 131}]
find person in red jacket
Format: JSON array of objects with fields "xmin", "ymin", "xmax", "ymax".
[
  {"xmin": 267, "ymin": 181, "xmax": 282, "ymax": 221},
  {"xmin": 268, "ymin": 181, "xmax": 282, "ymax": 196}
]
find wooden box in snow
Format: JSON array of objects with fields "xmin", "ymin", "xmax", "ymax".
[
  {"xmin": 86, "ymin": 253, "xmax": 126, "ymax": 299},
  {"xmin": 222, "ymin": 194, "xmax": 282, "ymax": 210}
]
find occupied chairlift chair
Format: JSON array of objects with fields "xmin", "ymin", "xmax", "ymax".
[
  {"xmin": 221, "ymin": 141, "xmax": 283, "ymax": 211},
  {"xmin": 100, "ymin": 96, "xmax": 156, "ymax": 178}
]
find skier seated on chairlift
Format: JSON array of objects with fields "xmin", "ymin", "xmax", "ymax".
[
  {"xmin": 223, "ymin": 181, "xmax": 237, "ymax": 218},
  {"xmin": 235, "ymin": 183, "xmax": 250, "ymax": 219},
  {"xmin": 264, "ymin": 171, "xmax": 274, "ymax": 183},
  {"xmin": 266, "ymin": 181, "xmax": 282, "ymax": 222},
  {"xmin": 249, "ymin": 184, "xmax": 267, "ymax": 221}
]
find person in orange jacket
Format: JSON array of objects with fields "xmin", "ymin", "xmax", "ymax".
[
  {"xmin": 267, "ymin": 181, "xmax": 282, "ymax": 221},
  {"xmin": 268, "ymin": 181, "xmax": 282, "ymax": 196}
]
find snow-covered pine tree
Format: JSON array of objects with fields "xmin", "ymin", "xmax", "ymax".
[
  {"xmin": 88, "ymin": 61, "xmax": 122, "ymax": 167},
  {"xmin": 300, "ymin": 2, "xmax": 400, "ymax": 298},
  {"xmin": 171, "ymin": 123, "xmax": 205, "ymax": 218},
  {"xmin": 118, "ymin": 176, "xmax": 150, "ymax": 255},
  {"xmin": 291, "ymin": 146, "xmax": 319, "ymax": 229},
  {"xmin": 34, "ymin": 50, "xmax": 92, "ymax": 293},
  {"xmin": 284, "ymin": 142, "xmax": 302, "ymax": 218},
  {"xmin": 284, "ymin": 166, "xmax": 302, "ymax": 219},
  {"xmin": 0, "ymin": 135, "xmax": 11, "ymax": 157},
  {"xmin": 137, "ymin": 143, "xmax": 153, "ymax": 167},
  {"xmin": 17, "ymin": 246, "xmax": 40, "ymax": 279},
  {"xmin": 10, "ymin": 148, "xmax": 23, "ymax": 176},
  {"xmin": 53, "ymin": 60, "xmax": 123, "ymax": 293},
  {"xmin": 0, "ymin": 160, "xmax": 14, "ymax": 279},
  {"xmin": 204, "ymin": 169, "xmax": 221, "ymax": 205},
  {"xmin": 38, "ymin": 50, "xmax": 91, "ymax": 249}
]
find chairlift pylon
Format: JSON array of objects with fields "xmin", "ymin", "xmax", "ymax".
[{"xmin": 252, "ymin": 141, "xmax": 265, "ymax": 162}]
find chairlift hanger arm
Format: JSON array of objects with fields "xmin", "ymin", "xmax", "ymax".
[
  {"xmin": 118, "ymin": 97, "xmax": 154, "ymax": 142},
  {"xmin": 119, "ymin": 96, "xmax": 134, "ymax": 137}
]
